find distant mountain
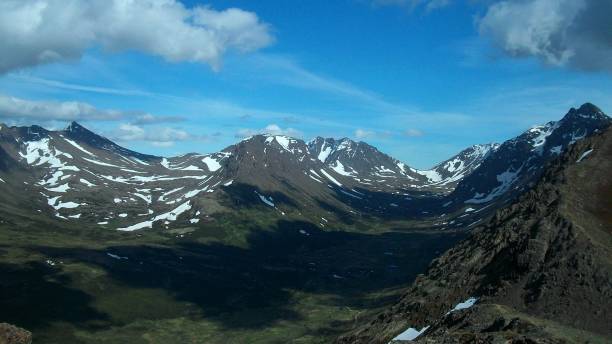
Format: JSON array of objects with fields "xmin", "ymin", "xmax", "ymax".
[
  {"xmin": 0, "ymin": 124, "xmax": 416, "ymax": 230},
  {"xmin": 308, "ymin": 137, "xmax": 428, "ymax": 192},
  {"xmin": 336, "ymin": 115, "xmax": 612, "ymax": 344},
  {"xmin": 0, "ymin": 103, "xmax": 609, "ymax": 232},
  {"xmin": 64, "ymin": 121, "xmax": 158, "ymax": 161},
  {"xmin": 420, "ymin": 143, "xmax": 499, "ymax": 189}
]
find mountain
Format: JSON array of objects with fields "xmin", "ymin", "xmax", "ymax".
[
  {"xmin": 64, "ymin": 121, "xmax": 158, "ymax": 161},
  {"xmin": 450, "ymin": 103, "xmax": 611, "ymax": 206},
  {"xmin": 0, "ymin": 125, "xmax": 418, "ymax": 231},
  {"xmin": 336, "ymin": 121, "xmax": 612, "ymax": 343},
  {"xmin": 419, "ymin": 143, "xmax": 500, "ymax": 190},
  {"xmin": 0, "ymin": 103, "xmax": 609, "ymax": 232},
  {"xmin": 308, "ymin": 137, "xmax": 429, "ymax": 192},
  {"xmin": 306, "ymin": 137, "xmax": 498, "ymax": 193}
]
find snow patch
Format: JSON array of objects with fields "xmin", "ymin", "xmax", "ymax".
[
  {"xmin": 63, "ymin": 137, "xmax": 95, "ymax": 156},
  {"xmin": 449, "ymin": 297, "xmax": 478, "ymax": 313},
  {"xmin": 202, "ymin": 156, "xmax": 222, "ymax": 172},
  {"xmin": 319, "ymin": 169, "xmax": 342, "ymax": 187},
  {"xmin": 576, "ymin": 149, "xmax": 593, "ymax": 163},
  {"xmin": 107, "ymin": 253, "xmax": 128, "ymax": 260},
  {"xmin": 256, "ymin": 192, "xmax": 275, "ymax": 207},
  {"xmin": 317, "ymin": 144, "xmax": 332, "ymax": 162},
  {"xmin": 47, "ymin": 184, "xmax": 70, "ymax": 193},
  {"xmin": 117, "ymin": 201, "xmax": 192, "ymax": 231},
  {"xmin": 79, "ymin": 178, "xmax": 96, "ymax": 187},
  {"xmin": 390, "ymin": 326, "xmax": 429, "ymax": 342}
]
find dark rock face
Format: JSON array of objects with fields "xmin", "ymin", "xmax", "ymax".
[
  {"xmin": 336, "ymin": 127, "xmax": 612, "ymax": 343},
  {"xmin": 0, "ymin": 323, "xmax": 32, "ymax": 344},
  {"xmin": 450, "ymin": 103, "xmax": 611, "ymax": 206}
]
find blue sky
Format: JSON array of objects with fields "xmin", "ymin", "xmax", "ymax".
[{"xmin": 0, "ymin": 0, "xmax": 611, "ymax": 169}]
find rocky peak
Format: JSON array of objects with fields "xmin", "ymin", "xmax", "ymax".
[
  {"xmin": 563, "ymin": 102, "xmax": 608, "ymax": 122},
  {"xmin": 65, "ymin": 121, "xmax": 86, "ymax": 133}
]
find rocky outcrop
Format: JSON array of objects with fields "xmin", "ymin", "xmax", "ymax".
[{"xmin": 0, "ymin": 323, "xmax": 31, "ymax": 344}]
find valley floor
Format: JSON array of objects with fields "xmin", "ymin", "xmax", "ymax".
[{"xmin": 0, "ymin": 220, "xmax": 464, "ymax": 343}]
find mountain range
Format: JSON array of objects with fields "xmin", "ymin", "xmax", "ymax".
[
  {"xmin": 0, "ymin": 103, "xmax": 608, "ymax": 233},
  {"xmin": 0, "ymin": 103, "xmax": 611, "ymax": 344}
]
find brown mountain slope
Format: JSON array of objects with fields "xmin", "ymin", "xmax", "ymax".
[{"xmin": 336, "ymin": 127, "xmax": 612, "ymax": 343}]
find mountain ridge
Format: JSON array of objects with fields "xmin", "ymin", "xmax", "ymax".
[
  {"xmin": 0, "ymin": 103, "xmax": 609, "ymax": 233},
  {"xmin": 336, "ymin": 111, "xmax": 612, "ymax": 344}
]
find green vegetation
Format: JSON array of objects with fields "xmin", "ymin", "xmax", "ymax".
[{"xmin": 0, "ymin": 216, "xmax": 464, "ymax": 343}]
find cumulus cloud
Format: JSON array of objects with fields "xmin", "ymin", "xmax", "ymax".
[
  {"xmin": 235, "ymin": 124, "xmax": 302, "ymax": 138},
  {"xmin": 479, "ymin": 0, "xmax": 612, "ymax": 72},
  {"xmin": 0, "ymin": 0, "xmax": 273, "ymax": 73},
  {"xmin": 113, "ymin": 123, "xmax": 198, "ymax": 147}
]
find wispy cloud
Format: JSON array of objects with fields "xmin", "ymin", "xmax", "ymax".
[
  {"xmin": 7, "ymin": 73, "xmax": 355, "ymax": 130},
  {"xmin": 132, "ymin": 114, "xmax": 186, "ymax": 125},
  {"xmin": 354, "ymin": 128, "xmax": 393, "ymax": 140},
  {"xmin": 370, "ymin": 0, "xmax": 452, "ymax": 12},
  {"xmin": 9, "ymin": 75, "xmax": 153, "ymax": 97},
  {"xmin": 245, "ymin": 54, "xmax": 415, "ymax": 115},
  {"xmin": 403, "ymin": 128, "xmax": 424, "ymax": 137}
]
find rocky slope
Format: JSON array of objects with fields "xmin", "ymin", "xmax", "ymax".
[
  {"xmin": 0, "ymin": 323, "xmax": 31, "ymax": 344},
  {"xmin": 336, "ymin": 122, "xmax": 612, "ymax": 343}
]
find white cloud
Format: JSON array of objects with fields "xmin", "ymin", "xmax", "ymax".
[
  {"xmin": 0, "ymin": 93, "xmax": 125, "ymax": 121},
  {"xmin": 404, "ymin": 128, "xmax": 424, "ymax": 137},
  {"xmin": 479, "ymin": 0, "xmax": 612, "ymax": 72},
  {"xmin": 0, "ymin": 0, "xmax": 273, "ymax": 73},
  {"xmin": 354, "ymin": 128, "xmax": 393, "ymax": 140},
  {"xmin": 371, "ymin": 0, "xmax": 451, "ymax": 11},
  {"xmin": 132, "ymin": 114, "xmax": 185, "ymax": 125},
  {"xmin": 0, "ymin": 93, "xmax": 185, "ymax": 127},
  {"xmin": 114, "ymin": 123, "xmax": 196, "ymax": 147},
  {"xmin": 235, "ymin": 123, "xmax": 302, "ymax": 138},
  {"xmin": 355, "ymin": 129, "xmax": 374, "ymax": 139}
]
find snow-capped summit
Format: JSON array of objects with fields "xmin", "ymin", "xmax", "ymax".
[
  {"xmin": 308, "ymin": 136, "xmax": 428, "ymax": 192},
  {"xmin": 451, "ymin": 102, "xmax": 611, "ymax": 205},
  {"xmin": 416, "ymin": 143, "xmax": 500, "ymax": 188}
]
